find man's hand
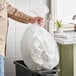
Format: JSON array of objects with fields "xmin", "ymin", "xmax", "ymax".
[{"xmin": 29, "ymin": 16, "xmax": 43, "ymax": 26}]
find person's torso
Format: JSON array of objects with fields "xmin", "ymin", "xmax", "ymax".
[{"xmin": 0, "ymin": 0, "xmax": 7, "ymax": 56}]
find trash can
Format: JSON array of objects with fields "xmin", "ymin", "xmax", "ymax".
[{"xmin": 14, "ymin": 60, "xmax": 59, "ymax": 76}]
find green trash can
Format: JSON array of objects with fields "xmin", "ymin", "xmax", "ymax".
[{"xmin": 14, "ymin": 60, "xmax": 59, "ymax": 76}]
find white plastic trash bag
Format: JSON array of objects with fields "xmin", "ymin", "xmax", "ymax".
[
  {"xmin": 29, "ymin": 0, "xmax": 49, "ymax": 18},
  {"xmin": 21, "ymin": 23, "xmax": 59, "ymax": 70}
]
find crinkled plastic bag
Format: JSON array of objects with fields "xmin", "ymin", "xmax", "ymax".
[{"xmin": 21, "ymin": 23, "xmax": 59, "ymax": 70}]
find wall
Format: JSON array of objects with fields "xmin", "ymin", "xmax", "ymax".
[
  {"xmin": 4, "ymin": 0, "xmax": 47, "ymax": 76},
  {"xmin": 56, "ymin": 0, "xmax": 76, "ymax": 24}
]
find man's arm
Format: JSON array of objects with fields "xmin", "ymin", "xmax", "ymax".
[
  {"xmin": 7, "ymin": 2, "xmax": 31, "ymax": 24},
  {"xmin": 7, "ymin": 3, "xmax": 43, "ymax": 25}
]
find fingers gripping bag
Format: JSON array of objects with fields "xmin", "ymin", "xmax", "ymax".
[{"xmin": 21, "ymin": 23, "xmax": 59, "ymax": 70}]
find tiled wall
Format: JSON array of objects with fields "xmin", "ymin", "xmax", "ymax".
[
  {"xmin": 4, "ymin": 0, "xmax": 29, "ymax": 76},
  {"xmin": 4, "ymin": 0, "xmax": 47, "ymax": 76}
]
